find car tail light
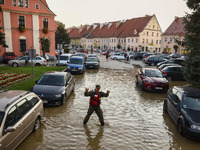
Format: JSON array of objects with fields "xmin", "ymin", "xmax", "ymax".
[
  {"xmin": 146, "ymin": 60, "xmax": 149, "ymax": 62},
  {"xmin": 44, "ymin": 60, "xmax": 46, "ymax": 62},
  {"xmin": 144, "ymin": 56, "xmax": 147, "ymax": 58},
  {"xmin": 163, "ymin": 71, "xmax": 168, "ymax": 74}
]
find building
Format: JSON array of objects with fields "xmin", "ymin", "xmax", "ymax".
[
  {"xmin": 67, "ymin": 14, "xmax": 162, "ymax": 53},
  {"xmin": 0, "ymin": 0, "xmax": 56, "ymax": 57},
  {"xmin": 161, "ymin": 17, "xmax": 186, "ymax": 54}
]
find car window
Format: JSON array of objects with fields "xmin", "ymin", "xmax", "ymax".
[
  {"xmin": 66, "ymin": 74, "xmax": 72, "ymax": 84},
  {"xmin": 38, "ymin": 75, "xmax": 64, "ymax": 86},
  {"xmin": 182, "ymin": 96, "xmax": 200, "ymax": 111},
  {"xmin": 0, "ymin": 112, "xmax": 5, "ymax": 128},
  {"xmin": 170, "ymin": 88, "xmax": 180, "ymax": 104},
  {"xmin": 26, "ymin": 95, "xmax": 39, "ymax": 107},
  {"xmin": 20, "ymin": 57, "xmax": 28, "ymax": 60},
  {"xmin": 60, "ymin": 56, "xmax": 69, "ymax": 60},
  {"xmin": 4, "ymin": 106, "xmax": 20, "ymax": 130},
  {"xmin": 36, "ymin": 57, "xmax": 42, "ymax": 60},
  {"xmin": 69, "ymin": 59, "xmax": 83, "ymax": 64},
  {"xmin": 17, "ymin": 99, "xmax": 31, "ymax": 117}
]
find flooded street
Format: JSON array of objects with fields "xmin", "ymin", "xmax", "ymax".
[{"xmin": 16, "ymin": 56, "xmax": 200, "ymax": 150}]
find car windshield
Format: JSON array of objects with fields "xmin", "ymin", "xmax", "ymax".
[
  {"xmin": 88, "ymin": 55, "xmax": 97, "ymax": 57},
  {"xmin": 60, "ymin": 56, "xmax": 69, "ymax": 60},
  {"xmin": 182, "ymin": 96, "xmax": 200, "ymax": 111},
  {"xmin": 87, "ymin": 58, "xmax": 98, "ymax": 62},
  {"xmin": 69, "ymin": 59, "xmax": 83, "ymax": 64},
  {"xmin": 0, "ymin": 112, "xmax": 5, "ymax": 128},
  {"xmin": 145, "ymin": 70, "xmax": 163, "ymax": 78},
  {"xmin": 37, "ymin": 75, "xmax": 64, "ymax": 86}
]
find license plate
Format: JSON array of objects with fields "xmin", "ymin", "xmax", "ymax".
[
  {"xmin": 155, "ymin": 87, "xmax": 163, "ymax": 90},
  {"xmin": 43, "ymin": 100, "xmax": 48, "ymax": 103},
  {"xmin": 89, "ymin": 66, "xmax": 93, "ymax": 68},
  {"xmin": 72, "ymin": 69, "xmax": 77, "ymax": 71}
]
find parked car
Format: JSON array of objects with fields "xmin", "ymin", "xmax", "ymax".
[
  {"xmin": 143, "ymin": 53, "xmax": 154, "ymax": 62},
  {"xmin": 88, "ymin": 54, "xmax": 98, "ymax": 58},
  {"xmin": 66, "ymin": 56, "xmax": 85, "ymax": 74},
  {"xmin": 157, "ymin": 58, "xmax": 185, "ymax": 68},
  {"xmin": 41, "ymin": 54, "xmax": 56, "ymax": 61},
  {"xmin": 127, "ymin": 52, "xmax": 134, "ymax": 59},
  {"xmin": 133, "ymin": 52, "xmax": 147, "ymax": 60},
  {"xmin": 160, "ymin": 65, "xmax": 185, "ymax": 81},
  {"xmin": 33, "ymin": 71, "xmax": 75, "ymax": 106},
  {"xmin": 0, "ymin": 90, "xmax": 43, "ymax": 150},
  {"xmin": 145, "ymin": 55, "xmax": 167, "ymax": 66},
  {"xmin": 110, "ymin": 52, "xmax": 125, "ymax": 60},
  {"xmin": 56, "ymin": 54, "xmax": 72, "ymax": 66},
  {"xmin": 72, "ymin": 53, "xmax": 87, "ymax": 61},
  {"xmin": 8, "ymin": 56, "xmax": 47, "ymax": 67},
  {"xmin": 135, "ymin": 68, "xmax": 169, "ymax": 92},
  {"xmin": 3, "ymin": 52, "xmax": 17, "ymax": 64},
  {"xmin": 163, "ymin": 86, "xmax": 200, "ymax": 139},
  {"xmin": 85, "ymin": 57, "xmax": 100, "ymax": 69},
  {"xmin": 157, "ymin": 63, "xmax": 180, "ymax": 71},
  {"xmin": 168, "ymin": 53, "xmax": 182, "ymax": 58}
]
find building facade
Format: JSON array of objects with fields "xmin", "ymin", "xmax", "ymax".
[{"xmin": 0, "ymin": 0, "xmax": 56, "ymax": 57}]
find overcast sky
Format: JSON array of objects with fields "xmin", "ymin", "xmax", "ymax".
[{"xmin": 46, "ymin": 0, "xmax": 191, "ymax": 32}]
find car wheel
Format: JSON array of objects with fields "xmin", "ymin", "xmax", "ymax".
[
  {"xmin": 177, "ymin": 120, "xmax": 184, "ymax": 135},
  {"xmin": 35, "ymin": 63, "xmax": 41, "ymax": 66},
  {"xmin": 113, "ymin": 57, "xmax": 117, "ymax": 60},
  {"xmin": 61, "ymin": 94, "xmax": 66, "ymax": 105},
  {"xmin": 12, "ymin": 62, "xmax": 18, "ymax": 67},
  {"xmin": 33, "ymin": 117, "xmax": 41, "ymax": 132},
  {"xmin": 135, "ymin": 76, "xmax": 139, "ymax": 84},
  {"xmin": 163, "ymin": 100, "xmax": 168, "ymax": 113},
  {"xmin": 166, "ymin": 76, "xmax": 172, "ymax": 81}
]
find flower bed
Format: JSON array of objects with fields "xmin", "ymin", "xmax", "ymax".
[{"xmin": 0, "ymin": 73, "xmax": 30, "ymax": 89}]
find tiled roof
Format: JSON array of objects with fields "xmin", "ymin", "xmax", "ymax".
[
  {"xmin": 162, "ymin": 17, "xmax": 186, "ymax": 36},
  {"xmin": 68, "ymin": 15, "xmax": 154, "ymax": 39}
]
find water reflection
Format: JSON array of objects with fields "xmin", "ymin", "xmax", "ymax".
[{"xmin": 84, "ymin": 126, "xmax": 103, "ymax": 150}]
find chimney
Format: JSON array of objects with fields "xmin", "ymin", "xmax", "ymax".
[
  {"xmin": 145, "ymin": 14, "xmax": 150, "ymax": 17},
  {"xmin": 175, "ymin": 16, "xmax": 179, "ymax": 21}
]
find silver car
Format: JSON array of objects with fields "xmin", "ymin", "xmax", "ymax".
[
  {"xmin": 0, "ymin": 90, "xmax": 43, "ymax": 150},
  {"xmin": 8, "ymin": 56, "xmax": 47, "ymax": 67}
]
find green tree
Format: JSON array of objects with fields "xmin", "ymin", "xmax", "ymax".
[
  {"xmin": 173, "ymin": 45, "xmax": 178, "ymax": 53},
  {"xmin": 183, "ymin": 0, "xmax": 200, "ymax": 85},
  {"xmin": 55, "ymin": 21, "xmax": 71, "ymax": 50},
  {"xmin": 117, "ymin": 44, "xmax": 121, "ymax": 50},
  {"xmin": 127, "ymin": 47, "xmax": 130, "ymax": 51},
  {"xmin": 40, "ymin": 37, "xmax": 50, "ymax": 59},
  {"xmin": 0, "ymin": 6, "xmax": 8, "ymax": 48}
]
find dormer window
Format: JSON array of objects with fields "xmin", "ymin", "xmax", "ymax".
[
  {"xmin": 0, "ymin": 0, "xmax": 5, "ymax": 4},
  {"xmin": 134, "ymin": 29, "xmax": 137, "ymax": 35},
  {"xmin": 18, "ymin": 0, "xmax": 23, "ymax": 7},
  {"xmin": 36, "ymin": 4, "xmax": 39, "ymax": 9}
]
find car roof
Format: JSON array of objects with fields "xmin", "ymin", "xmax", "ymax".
[
  {"xmin": 0, "ymin": 90, "xmax": 30, "ymax": 112},
  {"xmin": 174, "ymin": 86, "xmax": 200, "ymax": 97},
  {"xmin": 60, "ymin": 54, "xmax": 72, "ymax": 56},
  {"xmin": 166, "ymin": 65, "xmax": 182, "ymax": 68},
  {"xmin": 44, "ymin": 71, "xmax": 69, "ymax": 76},
  {"xmin": 142, "ymin": 68, "xmax": 160, "ymax": 71},
  {"xmin": 70, "ymin": 56, "xmax": 84, "ymax": 59}
]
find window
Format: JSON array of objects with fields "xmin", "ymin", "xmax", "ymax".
[
  {"xmin": 0, "ymin": 0, "xmax": 4, "ymax": 4},
  {"xmin": 128, "ymin": 39, "xmax": 130, "ymax": 43},
  {"xmin": 136, "ymin": 38, "xmax": 138, "ymax": 43},
  {"xmin": 164, "ymin": 37, "xmax": 167, "ymax": 43},
  {"xmin": 43, "ymin": 18, "xmax": 49, "ymax": 29},
  {"xmin": 170, "ymin": 38, "xmax": 173, "ymax": 43},
  {"xmin": 25, "ymin": 0, "xmax": 28, "ymax": 8},
  {"xmin": 153, "ymin": 25, "xmax": 155, "ymax": 29},
  {"xmin": 17, "ymin": 99, "xmax": 31, "ymax": 117},
  {"xmin": 20, "ymin": 39, "xmax": 26, "ymax": 52},
  {"xmin": 156, "ymin": 40, "xmax": 158, "ymax": 44},
  {"xmin": 18, "ymin": 0, "xmax": 23, "ymax": 7},
  {"xmin": 132, "ymin": 39, "xmax": 134, "ymax": 42},
  {"xmin": 152, "ymin": 32, "xmax": 154, "ymax": 36},
  {"xmin": 151, "ymin": 39, "xmax": 153, "ymax": 44},
  {"xmin": 13, "ymin": 0, "xmax": 16, "ymax": 6},
  {"xmin": 146, "ymin": 39, "xmax": 148, "ymax": 44},
  {"xmin": 27, "ymin": 96, "xmax": 39, "ymax": 107},
  {"xmin": 36, "ymin": 4, "xmax": 39, "ymax": 9},
  {"xmin": 147, "ymin": 32, "xmax": 149, "ymax": 36},
  {"xmin": 18, "ymin": 16, "xmax": 25, "ymax": 27},
  {"xmin": 157, "ymin": 33, "xmax": 159, "ymax": 37},
  {"xmin": 142, "ymin": 39, "xmax": 144, "ymax": 43},
  {"xmin": 4, "ymin": 106, "xmax": 20, "ymax": 131}
]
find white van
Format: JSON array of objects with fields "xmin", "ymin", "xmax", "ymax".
[{"xmin": 56, "ymin": 54, "xmax": 72, "ymax": 66}]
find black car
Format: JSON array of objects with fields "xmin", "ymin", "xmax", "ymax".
[
  {"xmin": 163, "ymin": 86, "xmax": 200, "ymax": 139},
  {"xmin": 157, "ymin": 58, "xmax": 185, "ymax": 68},
  {"xmin": 157, "ymin": 63, "xmax": 180, "ymax": 71},
  {"xmin": 85, "ymin": 57, "xmax": 100, "ymax": 69},
  {"xmin": 33, "ymin": 71, "xmax": 75, "ymax": 106},
  {"xmin": 161, "ymin": 65, "xmax": 185, "ymax": 81},
  {"xmin": 133, "ymin": 52, "xmax": 147, "ymax": 60}
]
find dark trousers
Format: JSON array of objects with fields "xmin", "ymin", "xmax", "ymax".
[{"xmin": 83, "ymin": 105, "xmax": 104, "ymax": 125}]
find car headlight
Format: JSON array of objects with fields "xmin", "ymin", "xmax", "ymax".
[
  {"xmin": 191, "ymin": 124, "xmax": 200, "ymax": 131},
  {"xmin": 54, "ymin": 94, "xmax": 62, "ymax": 98},
  {"xmin": 67, "ymin": 67, "xmax": 70, "ymax": 69},
  {"xmin": 78, "ymin": 67, "xmax": 83, "ymax": 70}
]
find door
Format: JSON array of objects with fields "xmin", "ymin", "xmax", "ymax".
[{"xmin": 0, "ymin": 106, "xmax": 23, "ymax": 150}]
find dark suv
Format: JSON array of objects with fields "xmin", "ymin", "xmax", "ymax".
[
  {"xmin": 133, "ymin": 52, "xmax": 146, "ymax": 60},
  {"xmin": 3, "ymin": 52, "xmax": 17, "ymax": 64},
  {"xmin": 163, "ymin": 86, "xmax": 200, "ymax": 139},
  {"xmin": 161, "ymin": 65, "xmax": 185, "ymax": 81}
]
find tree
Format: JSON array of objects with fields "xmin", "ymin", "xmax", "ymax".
[
  {"xmin": 127, "ymin": 47, "xmax": 130, "ymax": 51},
  {"xmin": 117, "ymin": 44, "xmax": 121, "ymax": 50},
  {"xmin": 55, "ymin": 21, "xmax": 71, "ymax": 50},
  {"xmin": 183, "ymin": 0, "xmax": 200, "ymax": 85},
  {"xmin": 173, "ymin": 45, "xmax": 178, "ymax": 53},
  {"xmin": 40, "ymin": 37, "xmax": 50, "ymax": 59},
  {"xmin": 0, "ymin": 6, "xmax": 8, "ymax": 48}
]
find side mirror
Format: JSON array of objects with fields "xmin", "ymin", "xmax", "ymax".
[
  {"xmin": 6, "ymin": 126, "xmax": 16, "ymax": 133},
  {"xmin": 35, "ymin": 81, "xmax": 38, "ymax": 84}
]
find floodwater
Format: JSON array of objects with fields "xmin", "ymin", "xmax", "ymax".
[{"xmin": 16, "ymin": 68, "xmax": 200, "ymax": 150}]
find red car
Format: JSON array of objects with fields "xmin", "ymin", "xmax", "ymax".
[
  {"xmin": 136, "ymin": 68, "xmax": 169, "ymax": 92},
  {"xmin": 3, "ymin": 52, "xmax": 17, "ymax": 63}
]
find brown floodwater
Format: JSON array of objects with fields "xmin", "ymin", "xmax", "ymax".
[{"xmin": 16, "ymin": 68, "xmax": 200, "ymax": 150}]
